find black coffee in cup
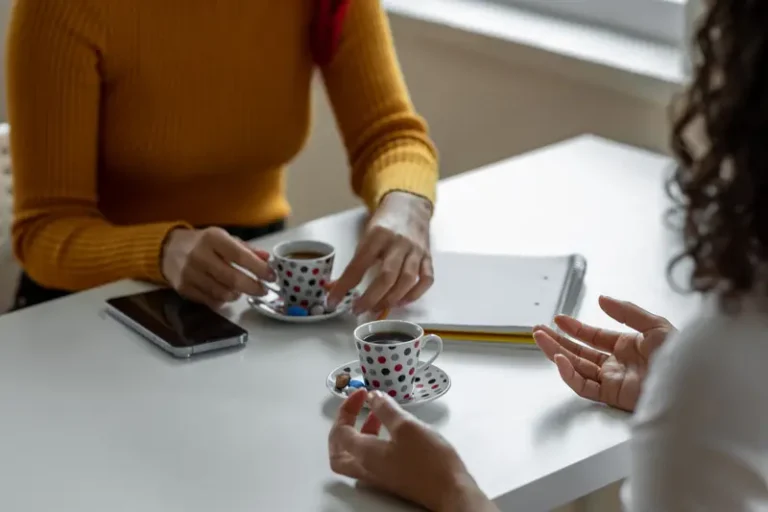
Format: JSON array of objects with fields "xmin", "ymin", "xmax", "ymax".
[
  {"xmin": 362, "ymin": 332, "xmax": 415, "ymax": 344},
  {"xmin": 284, "ymin": 251, "xmax": 325, "ymax": 260}
]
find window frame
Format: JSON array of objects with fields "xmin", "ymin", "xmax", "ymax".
[{"xmin": 491, "ymin": 0, "xmax": 686, "ymax": 46}]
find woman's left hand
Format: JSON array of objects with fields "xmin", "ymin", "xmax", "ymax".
[
  {"xmin": 532, "ymin": 296, "xmax": 676, "ymax": 413},
  {"xmin": 328, "ymin": 191, "xmax": 434, "ymax": 314}
]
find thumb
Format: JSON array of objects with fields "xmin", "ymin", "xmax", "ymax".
[{"xmin": 367, "ymin": 391, "xmax": 410, "ymax": 431}]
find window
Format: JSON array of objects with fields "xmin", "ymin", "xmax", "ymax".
[{"xmin": 492, "ymin": 0, "xmax": 687, "ymax": 46}]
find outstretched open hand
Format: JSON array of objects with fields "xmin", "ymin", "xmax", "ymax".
[{"xmin": 533, "ymin": 295, "xmax": 676, "ymax": 413}]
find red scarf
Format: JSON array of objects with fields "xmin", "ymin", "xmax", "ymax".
[{"xmin": 311, "ymin": 0, "xmax": 352, "ymax": 66}]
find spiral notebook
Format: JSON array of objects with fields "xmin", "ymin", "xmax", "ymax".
[{"xmin": 388, "ymin": 252, "xmax": 587, "ymax": 347}]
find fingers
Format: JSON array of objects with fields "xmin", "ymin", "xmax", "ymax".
[
  {"xmin": 360, "ymin": 412, "xmax": 383, "ymax": 437},
  {"xmin": 533, "ymin": 325, "xmax": 608, "ymax": 366},
  {"xmin": 168, "ymin": 229, "xmax": 274, "ymax": 304},
  {"xmin": 396, "ymin": 256, "xmax": 434, "ymax": 307},
  {"xmin": 174, "ymin": 264, "xmax": 235, "ymax": 308},
  {"xmin": 328, "ymin": 446, "xmax": 370, "ymax": 481},
  {"xmin": 194, "ymin": 250, "xmax": 267, "ymax": 297},
  {"xmin": 231, "ymin": 236, "xmax": 271, "ymax": 262},
  {"xmin": 194, "ymin": 270, "xmax": 242, "ymax": 303},
  {"xmin": 329, "ymin": 391, "xmax": 389, "ymax": 480},
  {"xmin": 250, "ymin": 248, "xmax": 272, "ymax": 261},
  {"xmin": 206, "ymin": 229, "xmax": 275, "ymax": 281},
  {"xmin": 329, "ymin": 428, "xmax": 385, "ymax": 482},
  {"xmin": 533, "ymin": 324, "xmax": 608, "ymax": 365},
  {"xmin": 334, "ymin": 389, "xmax": 368, "ymax": 429},
  {"xmin": 553, "ymin": 354, "xmax": 602, "ymax": 402},
  {"xmin": 328, "ymin": 234, "xmax": 388, "ymax": 308},
  {"xmin": 353, "ymin": 241, "xmax": 409, "ymax": 314},
  {"xmin": 329, "ymin": 391, "xmax": 379, "ymax": 481},
  {"xmin": 367, "ymin": 390, "xmax": 412, "ymax": 433},
  {"xmin": 554, "ymin": 315, "xmax": 623, "ymax": 353},
  {"xmin": 178, "ymin": 282, "xmax": 225, "ymax": 310},
  {"xmin": 598, "ymin": 295, "xmax": 674, "ymax": 333},
  {"xmin": 533, "ymin": 329, "xmax": 602, "ymax": 381},
  {"xmin": 371, "ymin": 248, "xmax": 421, "ymax": 313}
]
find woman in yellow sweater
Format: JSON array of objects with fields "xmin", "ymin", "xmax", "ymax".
[{"xmin": 7, "ymin": 0, "xmax": 438, "ymax": 312}]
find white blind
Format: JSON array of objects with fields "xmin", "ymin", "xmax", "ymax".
[{"xmin": 493, "ymin": 0, "xmax": 686, "ymax": 46}]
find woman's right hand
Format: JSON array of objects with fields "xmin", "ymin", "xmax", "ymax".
[
  {"xmin": 161, "ymin": 227, "xmax": 275, "ymax": 308},
  {"xmin": 329, "ymin": 390, "xmax": 499, "ymax": 512},
  {"xmin": 533, "ymin": 295, "xmax": 676, "ymax": 413}
]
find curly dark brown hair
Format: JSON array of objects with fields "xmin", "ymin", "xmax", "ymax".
[{"xmin": 669, "ymin": 1, "xmax": 768, "ymax": 299}]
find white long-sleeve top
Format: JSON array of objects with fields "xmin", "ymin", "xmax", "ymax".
[{"xmin": 623, "ymin": 296, "xmax": 768, "ymax": 511}]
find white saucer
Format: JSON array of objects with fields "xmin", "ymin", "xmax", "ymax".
[
  {"xmin": 247, "ymin": 288, "xmax": 359, "ymax": 324},
  {"xmin": 326, "ymin": 360, "xmax": 451, "ymax": 409}
]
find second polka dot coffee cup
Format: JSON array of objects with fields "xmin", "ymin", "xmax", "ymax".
[
  {"xmin": 270, "ymin": 240, "xmax": 335, "ymax": 309},
  {"xmin": 353, "ymin": 319, "xmax": 443, "ymax": 403}
]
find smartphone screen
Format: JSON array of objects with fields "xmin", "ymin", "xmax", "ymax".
[{"xmin": 106, "ymin": 289, "xmax": 247, "ymax": 348}]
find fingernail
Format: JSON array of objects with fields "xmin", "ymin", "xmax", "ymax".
[
  {"xmin": 367, "ymin": 391, "xmax": 383, "ymax": 402},
  {"xmin": 327, "ymin": 298, "xmax": 339, "ymax": 310}
]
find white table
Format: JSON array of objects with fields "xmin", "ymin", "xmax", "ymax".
[{"xmin": 0, "ymin": 136, "xmax": 697, "ymax": 512}]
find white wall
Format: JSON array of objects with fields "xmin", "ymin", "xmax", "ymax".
[{"xmin": 287, "ymin": 14, "xmax": 670, "ymax": 225}]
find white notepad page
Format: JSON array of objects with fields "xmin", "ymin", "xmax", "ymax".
[{"xmin": 389, "ymin": 252, "xmax": 586, "ymax": 334}]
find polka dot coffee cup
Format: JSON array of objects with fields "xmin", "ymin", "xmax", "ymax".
[
  {"xmin": 353, "ymin": 320, "xmax": 443, "ymax": 403},
  {"xmin": 270, "ymin": 240, "xmax": 335, "ymax": 309}
]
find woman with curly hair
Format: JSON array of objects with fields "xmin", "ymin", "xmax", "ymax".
[{"xmin": 328, "ymin": 1, "xmax": 768, "ymax": 510}]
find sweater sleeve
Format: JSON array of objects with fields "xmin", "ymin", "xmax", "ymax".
[
  {"xmin": 7, "ymin": 0, "xmax": 189, "ymax": 291},
  {"xmin": 320, "ymin": 0, "xmax": 439, "ymax": 211}
]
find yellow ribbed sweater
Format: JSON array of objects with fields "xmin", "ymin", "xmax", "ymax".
[{"xmin": 7, "ymin": 0, "xmax": 438, "ymax": 291}]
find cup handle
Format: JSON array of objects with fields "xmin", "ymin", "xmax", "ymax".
[{"xmin": 420, "ymin": 334, "xmax": 443, "ymax": 369}]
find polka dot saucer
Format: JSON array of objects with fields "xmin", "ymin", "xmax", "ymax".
[
  {"xmin": 247, "ymin": 288, "xmax": 359, "ymax": 324},
  {"xmin": 326, "ymin": 360, "xmax": 451, "ymax": 409}
]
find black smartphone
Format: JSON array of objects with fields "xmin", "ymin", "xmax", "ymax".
[{"xmin": 105, "ymin": 289, "xmax": 248, "ymax": 358}]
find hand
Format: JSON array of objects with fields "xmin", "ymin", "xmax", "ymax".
[
  {"xmin": 328, "ymin": 191, "xmax": 434, "ymax": 314},
  {"xmin": 161, "ymin": 227, "xmax": 275, "ymax": 308},
  {"xmin": 329, "ymin": 390, "xmax": 498, "ymax": 512},
  {"xmin": 533, "ymin": 295, "xmax": 676, "ymax": 413}
]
